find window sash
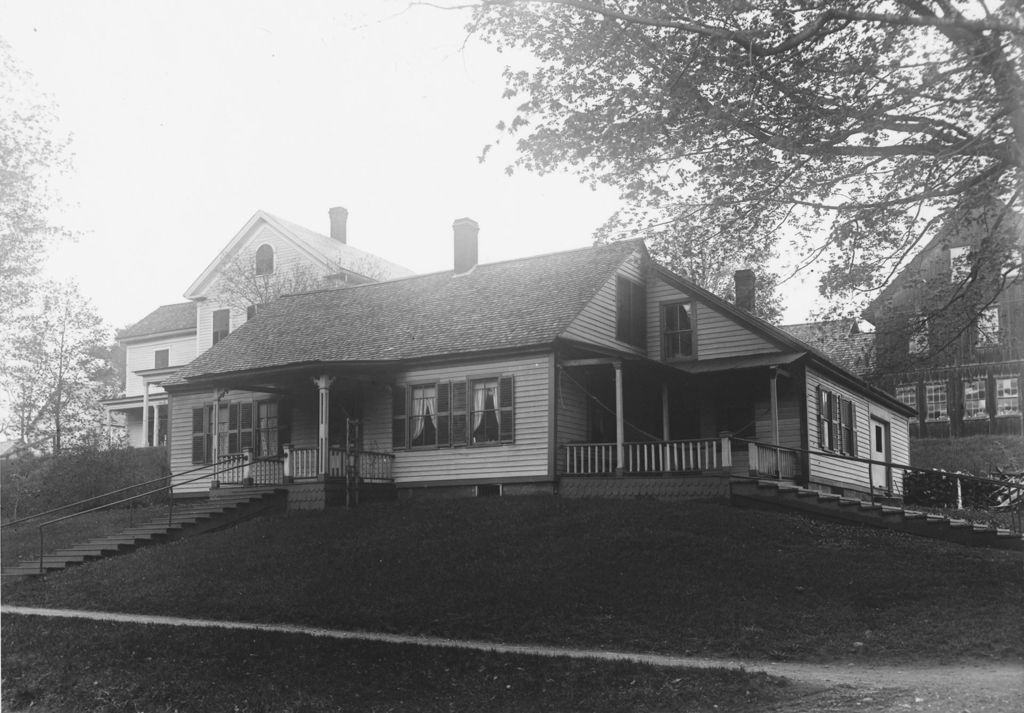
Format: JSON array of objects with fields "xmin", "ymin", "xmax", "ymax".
[
  {"xmin": 962, "ymin": 379, "xmax": 988, "ymax": 419},
  {"xmin": 995, "ymin": 377, "xmax": 1020, "ymax": 416},
  {"xmin": 409, "ymin": 385, "xmax": 438, "ymax": 447},
  {"xmin": 662, "ymin": 303, "xmax": 693, "ymax": 359},
  {"xmin": 154, "ymin": 349, "xmax": 169, "ymax": 369},
  {"xmin": 212, "ymin": 309, "xmax": 230, "ymax": 345},
  {"xmin": 924, "ymin": 383, "xmax": 948, "ymax": 421},
  {"xmin": 895, "ymin": 385, "xmax": 917, "ymax": 410}
]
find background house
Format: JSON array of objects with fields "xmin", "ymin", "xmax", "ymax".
[
  {"xmin": 102, "ymin": 207, "xmax": 412, "ymax": 447},
  {"xmin": 862, "ymin": 202, "xmax": 1024, "ymax": 438}
]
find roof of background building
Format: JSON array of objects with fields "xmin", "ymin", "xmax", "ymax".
[
  {"xmin": 119, "ymin": 302, "xmax": 196, "ymax": 341},
  {"xmin": 780, "ymin": 319, "xmax": 875, "ymax": 376}
]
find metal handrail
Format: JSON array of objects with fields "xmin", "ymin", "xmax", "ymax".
[{"xmin": 33, "ymin": 457, "xmax": 280, "ymax": 574}]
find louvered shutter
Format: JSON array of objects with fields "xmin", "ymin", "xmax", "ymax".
[
  {"xmin": 228, "ymin": 403, "xmax": 239, "ymax": 454},
  {"xmin": 436, "ymin": 382, "xmax": 451, "ymax": 447},
  {"xmin": 830, "ymin": 394, "xmax": 841, "ymax": 452},
  {"xmin": 392, "ymin": 385, "xmax": 407, "ymax": 449},
  {"xmin": 498, "ymin": 375, "xmax": 515, "ymax": 443},
  {"xmin": 844, "ymin": 399, "xmax": 857, "ymax": 456},
  {"xmin": 191, "ymin": 407, "xmax": 207, "ymax": 464},
  {"xmin": 451, "ymin": 380, "xmax": 468, "ymax": 446},
  {"xmin": 816, "ymin": 387, "xmax": 825, "ymax": 449},
  {"xmin": 239, "ymin": 402, "xmax": 254, "ymax": 450}
]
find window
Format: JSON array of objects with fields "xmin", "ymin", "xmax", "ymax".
[
  {"xmin": 924, "ymin": 382, "xmax": 948, "ymax": 421},
  {"xmin": 895, "ymin": 384, "xmax": 917, "ymax": 411},
  {"xmin": 615, "ymin": 277, "xmax": 646, "ymax": 347},
  {"xmin": 816, "ymin": 387, "xmax": 857, "ymax": 455},
  {"xmin": 908, "ymin": 317, "xmax": 928, "ymax": 355},
  {"xmin": 996, "ymin": 377, "xmax": 1020, "ymax": 416},
  {"xmin": 217, "ymin": 401, "xmax": 254, "ymax": 455},
  {"xmin": 662, "ymin": 302, "xmax": 694, "ymax": 360},
  {"xmin": 256, "ymin": 401, "xmax": 280, "ymax": 456},
  {"xmin": 963, "ymin": 378, "xmax": 988, "ymax": 419},
  {"xmin": 393, "ymin": 376, "xmax": 514, "ymax": 449},
  {"xmin": 255, "ymin": 244, "xmax": 274, "ymax": 276},
  {"xmin": 949, "ymin": 245, "xmax": 971, "ymax": 283},
  {"xmin": 212, "ymin": 309, "xmax": 230, "ymax": 345},
  {"xmin": 410, "ymin": 385, "xmax": 437, "ymax": 447},
  {"xmin": 975, "ymin": 306, "xmax": 1000, "ymax": 347},
  {"xmin": 154, "ymin": 349, "xmax": 169, "ymax": 369}
]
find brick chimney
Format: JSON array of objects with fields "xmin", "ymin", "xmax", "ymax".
[
  {"xmin": 734, "ymin": 269, "xmax": 756, "ymax": 312},
  {"xmin": 453, "ymin": 217, "xmax": 479, "ymax": 274},
  {"xmin": 329, "ymin": 206, "xmax": 348, "ymax": 243}
]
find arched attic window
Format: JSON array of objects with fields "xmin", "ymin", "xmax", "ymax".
[{"xmin": 255, "ymin": 244, "xmax": 275, "ymax": 276}]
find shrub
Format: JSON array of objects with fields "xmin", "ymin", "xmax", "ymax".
[{"xmin": 1, "ymin": 447, "xmax": 170, "ymax": 520}]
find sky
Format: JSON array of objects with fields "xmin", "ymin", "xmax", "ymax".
[{"xmin": 2, "ymin": 0, "xmax": 819, "ymax": 331}]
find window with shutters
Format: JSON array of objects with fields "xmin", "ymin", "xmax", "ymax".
[
  {"xmin": 816, "ymin": 387, "xmax": 857, "ymax": 456},
  {"xmin": 215, "ymin": 401, "xmax": 261, "ymax": 455},
  {"xmin": 392, "ymin": 375, "xmax": 514, "ymax": 449},
  {"xmin": 191, "ymin": 405, "xmax": 213, "ymax": 464},
  {"xmin": 615, "ymin": 276, "xmax": 646, "ymax": 348},
  {"xmin": 212, "ymin": 309, "xmax": 230, "ymax": 345}
]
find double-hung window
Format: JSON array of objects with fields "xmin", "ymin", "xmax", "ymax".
[
  {"xmin": 410, "ymin": 385, "xmax": 438, "ymax": 447},
  {"xmin": 975, "ymin": 307, "xmax": 1000, "ymax": 347},
  {"xmin": 924, "ymin": 383, "xmax": 948, "ymax": 421},
  {"xmin": 996, "ymin": 377, "xmax": 1020, "ymax": 416},
  {"xmin": 212, "ymin": 309, "xmax": 230, "ymax": 345},
  {"xmin": 191, "ymin": 405, "xmax": 214, "ymax": 464},
  {"xmin": 662, "ymin": 302, "xmax": 694, "ymax": 360},
  {"xmin": 962, "ymin": 378, "xmax": 988, "ymax": 420},
  {"xmin": 816, "ymin": 387, "xmax": 857, "ymax": 455}
]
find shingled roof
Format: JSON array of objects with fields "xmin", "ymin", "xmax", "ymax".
[
  {"xmin": 169, "ymin": 240, "xmax": 644, "ymax": 384},
  {"xmin": 119, "ymin": 303, "xmax": 196, "ymax": 341},
  {"xmin": 780, "ymin": 319, "xmax": 875, "ymax": 376}
]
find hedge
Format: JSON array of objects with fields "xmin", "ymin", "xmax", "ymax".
[{"xmin": 1, "ymin": 447, "xmax": 170, "ymax": 520}]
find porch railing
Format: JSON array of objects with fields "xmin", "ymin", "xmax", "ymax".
[
  {"xmin": 213, "ymin": 444, "xmax": 395, "ymax": 486},
  {"xmin": 563, "ymin": 437, "xmax": 731, "ymax": 475},
  {"xmin": 747, "ymin": 442, "xmax": 801, "ymax": 480}
]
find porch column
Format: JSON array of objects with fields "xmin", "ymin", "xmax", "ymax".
[
  {"xmin": 614, "ymin": 361, "xmax": 624, "ymax": 474},
  {"xmin": 141, "ymin": 382, "xmax": 150, "ymax": 447},
  {"xmin": 314, "ymin": 375, "xmax": 335, "ymax": 478},
  {"xmin": 769, "ymin": 367, "xmax": 780, "ymax": 445}
]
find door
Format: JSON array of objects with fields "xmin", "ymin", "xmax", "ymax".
[{"xmin": 870, "ymin": 416, "xmax": 891, "ymax": 494}]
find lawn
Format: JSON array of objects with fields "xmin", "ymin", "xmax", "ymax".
[
  {"xmin": 4, "ymin": 497, "xmax": 1022, "ymax": 664},
  {"xmin": 2, "ymin": 616, "xmax": 806, "ymax": 713}
]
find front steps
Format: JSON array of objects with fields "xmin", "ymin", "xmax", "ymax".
[
  {"xmin": 730, "ymin": 479, "xmax": 1024, "ymax": 551},
  {"xmin": 1, "ymin": 488, "xmax": 286, "ymax": 580}
]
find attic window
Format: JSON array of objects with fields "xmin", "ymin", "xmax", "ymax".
[
  {"xmin": 949, "ymin": 245, "xmax": 970, "ymax": 283},
  {"xmin": 255, "ymin": 244, "xmax": 274, "ymax": 276}
]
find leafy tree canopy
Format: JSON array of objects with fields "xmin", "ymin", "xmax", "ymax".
[{"xmin": 469, "ymin": 0, "xmax": 1024, "ymax": 319}]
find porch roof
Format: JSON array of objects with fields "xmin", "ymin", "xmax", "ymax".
[
  {"xmin": 166, "ymin": 239, "xmax": 645, "ymax": 386},
  {"xmin": 119, "ymin": 302, "xmax": 195, "ymax": 341}
]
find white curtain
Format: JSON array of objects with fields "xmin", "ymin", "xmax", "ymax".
[
  {"xmin": 412, "ymin": 388, "xmax": 436, "ymax": 441},
  {"xmin": 473, "ymin": 383, "xmax": 500, "ymax": 436}
]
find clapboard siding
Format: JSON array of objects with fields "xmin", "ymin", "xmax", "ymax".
[
  {"xmin": 561, "ymin": 251, "xmax": 646, "ymax": 355},
  {"xmin": 168, "ymin": 389, "xmax": 219, "ymax": 495},
  {"xmin": 194, "ymin": 223, "xmax": 330, "ymax": 352},
  {"xmin": 363, "ymin": 354, "xmax": 554, "ymax": 484},
  {"xmin": 805, "ymin": 368, "xmax": 873, "ymax": 490},
  {"xmin": 753, "ymin": 393, "xmax": 802, "ymax": 448},
  {"xmin": 124, "ymin": 334, "xmax": 196, "ymax": 397},
  {"xmin": 694, "ymin": 303, "xmax": 781, "ymax": 360}
]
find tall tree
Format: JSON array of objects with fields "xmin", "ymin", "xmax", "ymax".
[
  {"xmin": 469, "ymin": 1, "xmax": 1024, "ymax": 319},
  {"xmin": 0, "ymin": 39, "xmax": 71, "ymax": 324},
  {"xmin": 2, "ymin": 283, "xmax": 116, "ymax": 454}
]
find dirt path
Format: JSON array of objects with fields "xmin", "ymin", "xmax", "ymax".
[{"xmin": 4, "ymin": 605, "xmax": 1021, "ymax": 712}]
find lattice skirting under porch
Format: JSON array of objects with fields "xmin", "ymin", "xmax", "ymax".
[{"xmin": 558, "ymin": 474, "xmax": 732, "ymax": 500}]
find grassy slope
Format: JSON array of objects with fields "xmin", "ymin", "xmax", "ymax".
[{"xmin": 4, "ymin": 497, "xmax": 1021, "ymax": 663}]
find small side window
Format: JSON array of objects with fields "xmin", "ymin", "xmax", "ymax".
[
  {"xmin": 255, "ymin": 244, "xmax": 274, "ymax": 276},
  {"xmin": 154, "ymin": 349, "xmax": 169, "ymax": 369}
]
